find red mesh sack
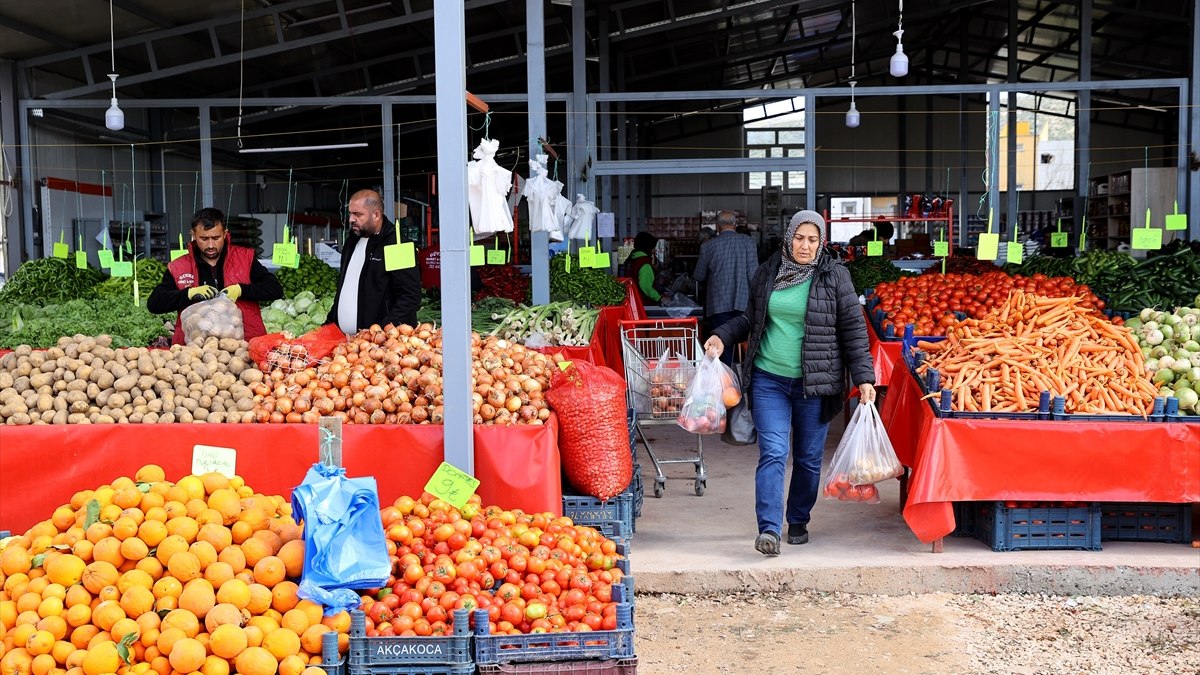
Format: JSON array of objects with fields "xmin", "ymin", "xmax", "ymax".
[
  {"xmin": 248, "ymin": 332, "xmax": 287, "ymax": 370},
  {"xmin": 294, "ymin": 323, "xmax": 346, "ymax": 362},
  {"xmin": 546, "ymin": 360, "xmax": 632, "ymax": 500}
]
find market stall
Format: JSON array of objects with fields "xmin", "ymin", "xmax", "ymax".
[
  {"xmin": 0, "ymin": 418, "xmax": 562, "ymax": 534},
  {"xmin": 881, "ymin": 362, "xmax": 1200, "ymax": 546}
]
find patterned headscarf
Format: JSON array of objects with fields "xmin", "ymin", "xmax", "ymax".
[{"xmin": 773, "ymin": 210, "xmax": 826, "ymax": 291}]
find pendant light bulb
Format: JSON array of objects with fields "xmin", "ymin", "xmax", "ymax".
[
  {"xmin": 105, "ymin": 73, "xmax": 124, "ymax": 131},
  {"xmin": 890, "ymin": 30, "xmax": 908, "ymax": 78},
  {"xmin": 846, "ymin": 82, "xmax": 860, "ymax": 128}
]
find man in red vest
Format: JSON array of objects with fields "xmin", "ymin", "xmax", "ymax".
[{"xmin": 148, "ymin": 207, "xmax": 283, "ymax": 344}]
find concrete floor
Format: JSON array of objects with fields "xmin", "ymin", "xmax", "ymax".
[{"xmin": 624, "ymin": 406, "xmax": 1200, "ymax": 598}]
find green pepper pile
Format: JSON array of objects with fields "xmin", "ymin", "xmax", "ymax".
[
  {"xmin": 1097, "ymin": 247, "xmax": 1200, "ymax": 312},
  {"xmin": 276, "ymin": 255, "xmax": 339, "ymax": 299},
  {"xmin": 93, "ymin": 259, "xmax": 169, "ymax": 299},
  {"xmin": 847, "ymin": 257, "xmax": 903, "ymax": 294},
  {"xmin": 0, "ymin": 258, "xmax": 104, "ymax": 305},
  {"xmin": 548, "ymin": 253, "xmax": 627, "ymax": 307}
]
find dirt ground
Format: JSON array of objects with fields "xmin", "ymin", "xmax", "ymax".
[{"xmin": 632, "ymin": 590, "xmax": 1200, "ymax": 675}]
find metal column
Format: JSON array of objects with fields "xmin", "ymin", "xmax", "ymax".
[
  {"xmin": 568, "ymin": 0, "xmax": 587, "ymax": 200},
  {"xmin": 527, "ymin": 0, "xmax": 549, "ymax": 305},
  {"xmin": 1189, "ymin": 0, "xmax": 1199, "ymax": 239},
  {"xmin": 199, "ymin": 105, "xmax": 214, "ymax": 206},
  {"xmin": 598, "ymin": 6, "xmax": 612, "ymax": 268},
  {"xmin": 1076, "ymin": 0, "xmax": 1091, "ymax": 248},
  {"xmin": 382, "ymin": 104, "xmax": 395, "ymax": 222},
  {"xmin": 0, "ymin": 61, "xmax": 22, "ymax": 275},
  {"xmin": 804, "ymin": 92, "xmax": 816, "ymax": 211},
  {"xmin": 1005, "ymin": 0, "xmax": 1018, "ymax": 241},
  {"xmin": 988, "ymin": 92, "xmax": 1001, "ymax": 238},
  {"xmin": 434, "ymin": 0, "xmax": 473, "ymax": 472}
]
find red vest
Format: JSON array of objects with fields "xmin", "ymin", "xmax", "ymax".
[{"xmin": 167, "ymin": 240, "xmax": 267, "ymax": 344}]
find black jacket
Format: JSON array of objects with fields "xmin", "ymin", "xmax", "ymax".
[
  {"xmin": 713, "ymin": 252, "xmax": 875, "ymax": 406},
  {"xmin": 326, "ymin": 217, "xmax": 422, "ymax": 332}
]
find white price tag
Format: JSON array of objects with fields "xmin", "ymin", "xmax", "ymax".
[{"xmin": 192, "ymin": 445, "xmax": 237, "ymax": 478}]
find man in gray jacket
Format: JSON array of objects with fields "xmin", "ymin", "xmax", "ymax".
[{"xmin": 693, "ymin": 210, "xmax": 759, "ymax": 364}]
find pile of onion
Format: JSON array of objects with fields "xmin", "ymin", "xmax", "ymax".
[{"xmin": 250, "ymin": 324, "xmax": 552, "ymax": 425}]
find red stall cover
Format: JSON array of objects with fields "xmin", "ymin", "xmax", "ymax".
[
  {"xmin": 0, "ymin": 419, "xmax": 562, "ymax": 535},
  {"xmin": 865, "ymin": 309, "xmax": 903, "ymax": 387},
  {"xmin": 881, "ymin": 362, "xmax": 1200, "ymax": 543}
]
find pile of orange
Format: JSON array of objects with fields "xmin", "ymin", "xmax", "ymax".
[{"xmin": 0, "ymin": 466, "xmax": 350, "ymax": 675}]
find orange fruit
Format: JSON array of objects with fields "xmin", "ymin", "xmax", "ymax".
[
  {"xmin": 135, "ymin": 465, "xmax": 166, "ymax": 483},
  {"xmin": 108, "ymin": 617, "xmax": 140, "ymax": 643},
  {"xmin": 238, "ymin": 539, "xmax": 272, "ymax": 569},
  {"xmin": 118, "ymin": 538, "xmax": 149, "ymax": 563},
  {"xmin": 275, "ymin": 542, "xmax": 304, "ymax": 580},
  {"xmin": 110, "ymin": 517, "xmax": 139, "ymax": 541},
  {"xmin": 80, "ymin": 562, "xmax": 119, "ymax": 595},
  {"xmin": 234, "ymin": 647, "xmax": 277, "ymax": 675},
  {"xmin": 134, "ymin": 557, "xmax": 164, "ymax": 581},
  {"xmin": 178, "ymin": 580, "xmax": 216, "ymax": 619},
  {"xmin": 319, "ymin": 612, "xmax": 350, "ymax": 634},
  {"xmin": 189, "ymin": 541, "xmax": 218, "ymax": 570},
  {"xmin": 207, "ymin": 624, "xmax": 247, "ymax": 660},
  {"xmin": 245, "ymin": 585, "xmax": 273, "ymax": 616},
  {"xmin": 277, "ymin": 654, "xmax": 307, "ymax": 675},
  {"xmin": 154, "ymin": 536, "xmax": 189, "ymax": 566},
  {"xmin": 136, "ymin": 521, "xmax": 169, "ymax": 549},
  {"xmin": 155, "ymin": 627, "xmax": 186, "ymax": 656},
  {"xmin": 215, "ymin": 547, "xmax": 246, "ymax": 574},
  {"xmin": 80, "ymin": 641, "xmax": 120, "ymax": 675},
  {"xmin": 152, "ymin": 577, "xmax": 183, "ymax": 601},
  {"xmin": 2, "ymin": 546, "xmax": 33, "ymax": 576},
  {"xmin": 203, "ymin": 562, "xmax": 235, "ymax": 589},
  {"xmin": 43, "ymin": 556, "xmax": 86, "ymax": 588},
  {"xmin": 262, "ymin": 627, "xmax": 300, "ymax": 660},
  {"xmin": 119, "ymin": 586, "xmax": 156, "ymax": 619},
  {"xmin": 167, "ymin": 637, "xmax": 206, "ymax": 674},
  {"xmin": 269, "ymin": 582, "xmax": 299, "ymax": 614},
  {"xmin": 301, "ymin": 667, "xmax": 327, "ymax": 675},
  {"xmin": 160, "ymin": 609, "xmax": 200, "ymax": 638},
  {"xmin": 35, "ymin": 596, "xmax": 63, "ymax": 620},
  {"xmin": 30, "ymin": 653, "xmax": 55, "ymax": 675},
  {"xmin": 117, "ymin": 569, "xmax": 154, "ymax": 594},
  {"xmin": 204, "ymin": 603, "xmax": 248, "ymax": 633},
  {"xmin": 252, "ymin": 558, "xmax": 286, "ymax": 589},
  {"xmin": 25, "ymin": 630, "xmax": 55, "ymax": 656},
  {"xmin": 251, "ymin": 531, "xmax": 284, "ymax": 556},
  {"xmin": 166, "ymin": 516, "xmax": 199, "ymax": 543},
  {"xmin": 196, "ymin": 525, "xmax": 232, "ymax": 554},
  {"xmin": 90, "ymin": 538, "xmax": 125, "ymax": 568},
  {"xmin": 199, "ymin": 655, "xmax": 231, "ymax": 675},
  {"xmin": 207, "ymin": 491, "xmax": 241, "ymax": 525},
  {"xmin": 34, "ymin": 616, "xmax": 68, "ymax": 642},
  {"xmin": 298, "ymin": 625, "xmax": 331, "ymax": 655},
  {"xmin": 89, "ymin": 601, "xmax": 125, "ymax": 632},
  {"xmin": 230, "ymin": 521, "xmax": 255, "ymax": 545},
  {"xmin": 1, "ymin": 649, "xmax": 34, "ymax": 675},
  {"xmin": 242, "ymin": 625, "xmax": 265, "ymax": 649},
  {"xmin": 214, "ymin": 580, "xmax": 251, "ymax": 610},
  {"xmin": 166, "ymin": 553, "xmax": 201, "ymax": 583}
]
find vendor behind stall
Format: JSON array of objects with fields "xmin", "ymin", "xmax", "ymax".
[
  {"xmin": 147, "ymin": 207, "xmax": 283, "ymax": 345},
  {"xmin": 628, "ymin": 231, "xmax": 669, "ymax": 306}
]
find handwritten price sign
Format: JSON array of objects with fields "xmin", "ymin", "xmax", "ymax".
[{"xmin": 423, "ymin": 462, "xmax": 480, "ymax": 509}]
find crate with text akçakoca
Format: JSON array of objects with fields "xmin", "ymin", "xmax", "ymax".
[
  {"xmin": 974, "ymin": 502, "xmax": 1102, "ymax": 552},
  {"xmin": 563, "ymin": 491, "xmax": 635, "ymax": 541},
  {"xmin": 1099, "ymin": 502, "xmax": 1194, "ymax": 543},
  {"xmin": 472, "ymin": 584, "xmax": 635, "ymax": 666},
  {"xmin": 348, "ymin": 608, "xmax": 473, "ymax": 675}
]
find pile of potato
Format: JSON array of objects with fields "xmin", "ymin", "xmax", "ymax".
[{"xmin": 0, "ymin": 335, "xmax": 266, "ymax": 425}]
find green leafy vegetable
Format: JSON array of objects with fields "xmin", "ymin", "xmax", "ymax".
[
  {"xmin": 0, "ymin": 299, "xmax": 171, "ymax": 349},
  {"xmin": 0, "ymin": 258, "xmax": 104, "ymax": 305},
  {"xmin": 277, "ymin": 255, "xmax": 338, "ymax": 298},
  {"xmin": 94, "ymin": 259, "xmax": 169, "ymax": 299},
  {"xmin": 548, "ymin": 253, "xmax": 627, "ymax": 307}
]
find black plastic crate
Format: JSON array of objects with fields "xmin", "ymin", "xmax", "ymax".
[
  {"xmin": 473, "ymin": 585, "xmax": 635, "ymax": 665},
  {"xmin": 950, "ymin": 502, "xmax": 976, "ymax": 538},
  {"xmin": 1100, "ymin": 502, "xmax": 1194, "ymax": 544},
  {"xmin": 478, "ymin": 658, "xmax": 637, "ymax": 675},
  {"xmin": 348, "ymin": 608, "xmax": 472, "ymax": 675},
  {"xmin": 975, "ymin": 502, "xmax": 1101, "ymax": 552}
]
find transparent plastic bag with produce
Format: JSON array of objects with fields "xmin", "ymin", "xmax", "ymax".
[
  {"xmin": 823, "ymin": 403, "xmax": 903, "ymax": 504},
  {"xmin": 179, "ymin": 293, "xmax": 244, "ymax": 343},
  {"xmin": 676, "ymin": 354, "xmax": 738, "ymax": 434}
]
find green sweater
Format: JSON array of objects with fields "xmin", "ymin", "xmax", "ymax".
[
  {"xmin": 754, "ymin": 280, "xmax": 812, "ymax": 378},
  {"xmin": 630, "ymin": 251, "xmax": 661, "ymax": 303}
]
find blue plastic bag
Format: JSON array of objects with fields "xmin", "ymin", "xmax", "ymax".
[{"xmin": 291, "ymin": 463, "xmax": 390, "ymax": 615}]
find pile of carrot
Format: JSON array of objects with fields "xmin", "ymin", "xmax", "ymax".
[{"xmin": 914, "ymin": 290, "xmax": 1158, "ymax": 416}]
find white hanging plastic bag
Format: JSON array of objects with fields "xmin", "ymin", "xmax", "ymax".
[
  {"xmin": 467, "ymin": 138, "xmax": 515, "ymax": 234},
  {"xmin": 566, "ymin": 194, "xmax": 599, "ymax": 241},
  {"xmin": 823, "ymin": 403, "xmax": 903, "ymax": 504}
]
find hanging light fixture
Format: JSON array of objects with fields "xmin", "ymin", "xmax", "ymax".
[
  {"xmin": 890, "ymin": 0, "xmax": 908, "ymax": 78},
  {"xmin": 104, "ymin": 0, "xmax": 124, "ymax": 131},
  {"xmin": 845, "ymin": 0, "xmax": 860, "ymax": 128}
]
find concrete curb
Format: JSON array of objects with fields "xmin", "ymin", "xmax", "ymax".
[{"xmin": 635, "ymin": 565, "xmax": 1200, "ymax": 597}]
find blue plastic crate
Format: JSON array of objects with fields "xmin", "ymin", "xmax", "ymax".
[
  {"xmin": 615, "ymin": 543, "xmax": 634, "ymax": 608},
  {"xmin": 319, "ymin": 628, "xmax": 347, "ymax": 675},
  {"xmin": 574, "ymin": 519, "xmax": 631, "ymax": 549},
  {"xmin": 478, "ymin": 658, "xmax": 638, "ymax": 675},
  {"xmin": 1164, "ymin": 397, "xmax": 1200, "ymax": 423},
  {"xmin": 348, "ymin": 608, "xmax": 473, "ymax": 673},
  {"xmin": 1049, "ymin": 396, "xmax": 1165, "ymax": 423},
  {"xmin": 1100, "ymin": 502, "xmax": 1194, "ymax": 543},
  {"xmin": 473, "ymin": 585, "xmax": 635, "ymax": 665},
  {"xmin": 630, "ymin": 465, "xmax": 643, "ymax": 522},
  {"xmin": 563, "ymin": 492, "xmax": 634, "ymax": 533},
  {"xmin": 975, "ymin": 502, "xmax": 1102, "ymax": 552}
]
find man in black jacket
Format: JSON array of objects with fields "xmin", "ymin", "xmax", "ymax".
[{"xmin": 327, "ymin": 189, "xmax": 422, "ymax": 334}]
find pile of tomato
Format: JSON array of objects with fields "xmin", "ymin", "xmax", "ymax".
[
  {"xmin": 357, "ymin": 493, "xmax": 625, "ymax": 638},
  {"xmin": 871, "ymin": 272, "xmax": 1114, "ymax": 337}
]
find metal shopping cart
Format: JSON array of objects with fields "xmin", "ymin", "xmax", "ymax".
[{"xmin": 619, "ymin": 318, "xmax": 706, "ymax": 497}]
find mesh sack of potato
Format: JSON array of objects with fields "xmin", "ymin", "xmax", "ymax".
[{"xmin": 180, "ymin": 294, "xmax": 245, "ymax": 343}]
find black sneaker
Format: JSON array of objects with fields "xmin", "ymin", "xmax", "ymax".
[
  {"xmin": 754, "ymin": 532, "xmax": 781, "ymax": 556},
  {"xmin": 787, "ymin": 523, "xmax": 809, "ymax": 545}
]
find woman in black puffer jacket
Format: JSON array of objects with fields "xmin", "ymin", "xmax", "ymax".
[{"xmin": 704, "ymin": 210, "xmax": 876, "ymax": 556}]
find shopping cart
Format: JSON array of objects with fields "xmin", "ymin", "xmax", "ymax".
[{"xmin": 619, "ymin": 318, "xmax": 706, "ymax": 497}]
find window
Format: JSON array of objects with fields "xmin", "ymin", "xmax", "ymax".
[
  {"xmin": 744, "ymin": 97, "xmax": 806, "ymax": 191},
  {"xmin": 992, "ymin": 91, "xmax": 1076, "ymax": 191}
]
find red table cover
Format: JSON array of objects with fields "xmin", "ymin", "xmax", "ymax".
[
  {"xmin": 880, "ymin": 362, "xmax": 1200, "ymax": 543},
  {"xmin": 864, "ymin": 310, "xmax": 902, "ymax": 387},
  {"xmin": 0, "ymin": 419, "xmax": 562, "ymax": 535}
]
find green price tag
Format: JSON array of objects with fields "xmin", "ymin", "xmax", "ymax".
[
  {"xmin": 594, "ymin": 252, "xmax": 612, "ymax": 269},
  {"xmin": 1050, "ymin": 232, "xmax": 1069, "ymax": 248},
  {"xmin": 123, "ymin": 239, "xmax": 133, "ymax": 255},
  {"xmin": 866, "ymin": 241, "xmax": 883, "ymax": 257},
  {"xmin": 75, "ymin": 250, "xmax": 88, "ymax": 269},
  {"xmin": 384, "ymin": 242, "xmax": 416, "ymax": 271},
  {"xmin": 272, "ymin": 242, "xmax": 299, "ymax": 268},
  {"xmin": 578, "ymin": 246, "xmax": 596, "ymax": 268},
  {"xmin": 52, "ymin": 242, "xmax": 69, "ymax": 259},
  {"xmin": 97, "ymin": 249, "xmax": 114, "ymax": 269},
  {"xmin": 423, "ymin": 461, "xmax": 480, "ymax": 509},
  {"xmin": 564, "ymin": 254, "xmax": 571, "ymax": 273},
  {"xmin": 1006, "ymin": 241, "xmax": 1024, "ymax": 265},
  {"xmin": 976, "ymin": 232, "xmax": 999, "ymax": 260},
  {"xmin": 469, "ymin": 245, "xmax": 486, "ymax": 266},
  {"xmin": 1165, "ymin": 207, "xmax": 1187, "ymax": 231},
  {"xmin": 170, "ymin": 248, "xmax": 188, "ymax": 261},
  {"xmin": 933, "ymin": 241, "xmax": 949, "ymax": 257},
  {"xmin": 1131, "ymin": 228, "xmax": 1162, "ymax": 250},
  {"xmin": 486, "ymin": 249, "xmax": 507, "ymax": 265},
  {"xmin": 110, "ymin": 261, "xmax": 133, "ymax": 277}
]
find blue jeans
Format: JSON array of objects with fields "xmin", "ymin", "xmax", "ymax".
[{"xmin": 750, "ymin": 367, "xmax": 831, "ymax": 536}]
